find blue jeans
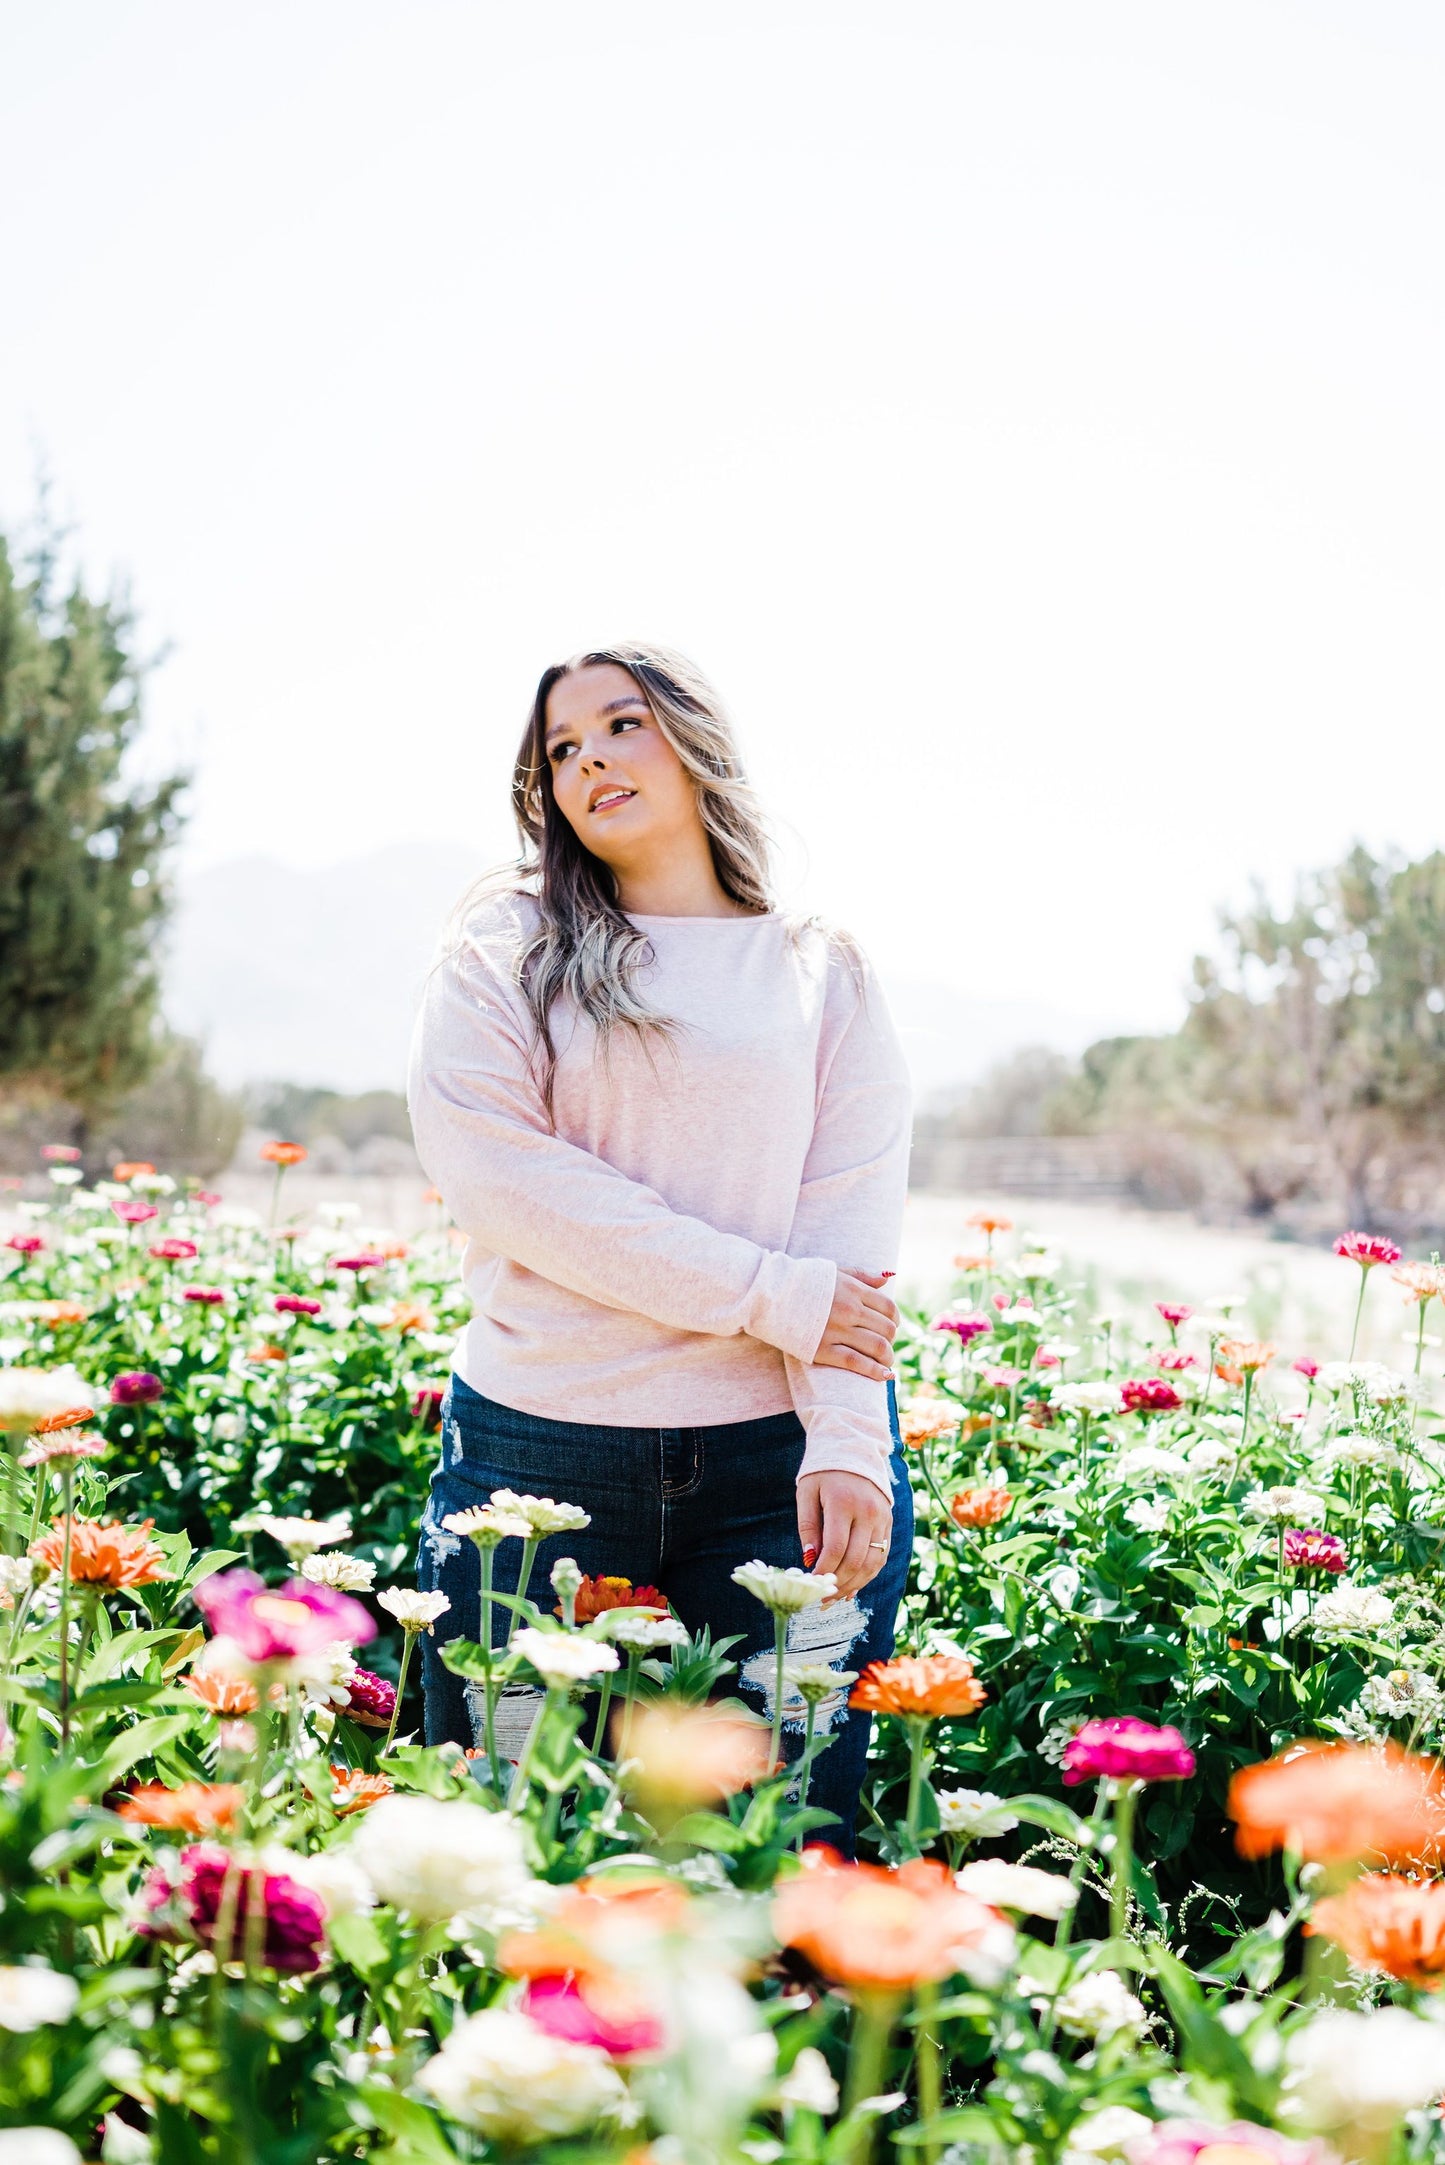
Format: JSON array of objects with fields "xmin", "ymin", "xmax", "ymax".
[{"xmin": 415, "ymin": 1372, "xmax": 914, "ymax": 1852}]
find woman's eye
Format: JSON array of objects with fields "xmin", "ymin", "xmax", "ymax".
[
  {"xmin": 549, "ymin": 743, "xmax": 573, "ymax": 763},
  {"xmin": 611, "ymin": 716, "xmax": 641, "ymax": 733}
]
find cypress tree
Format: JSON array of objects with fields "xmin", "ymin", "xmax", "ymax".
[{"xmin": 0, "ymin": 527, "xmax": 187, "ymax": 1134}]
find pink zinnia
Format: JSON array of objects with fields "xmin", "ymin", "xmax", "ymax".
[
  {"xmin": 42, "ymin": 1144, "xmax": 82, "ymax": 1163},
  {"xmin": 1129, "ymin": 2121, "xmax": 1331, "ymax": 2165},
  {"xmin": 1157, "ymin": 1350, "xmax": 1198, "ymax": 1372},
  {"xmin": 110, "ymin": 1371, "xmax": 163, "ymax": 1405},
  {"xmin": 343, "ymin": 1669, "xmax": 397, "ymax": 1727},
  {"xmin": 183, "ymin": 1286, "xmax": 227, "ymax": 1306},
  {"xmin": 1293, "ymin": 1356, "xmax": 1320, "ymax": 1380},
  {"xmin": 1120, "ymin": 1378, "xmax": 1183, "ymax": 1415},
  {"xmin": 981, "ymin": 1364, "xmax": 1024, "ymax": 1391},
  {"xmin": 112, "ymin": 1200, "xmax": 159, "ymax": 1226},
  {"xmin": 932, "ymin": 1310, "xmax": 992, "ymax": 1343},
  {"xmin": 1333, "ymin": 1231, "xmax": 1403, "ymax": 1270},
  {"xmin": 521, "ymin": 1975, "xmax": 664, "ymax": 2059},
  {"xmin": 141, "ymin": 1842, "xmax": 326, "ymax": 1974},
  {"xmin": 149, "ymin": 1238, "xmax": 198, "ymax": 1262},
  {"xmin": 275, "ymin": 1295, "xmax": 322, "ymax": 1316},
  {"xmin": 1062, "ymin": 1715, "xmax": 1196, "ymax": 1786},
  {"xmin": 5, "ymin": 1234, "xmax": 43, "ymax": 1255},
  {"xmin": 1282, "ymin": 1527, "xmax": 1347, "ymax": 1573},
  {"xmin": 332, "ymin": 1253, "xmax": 386, "ymax": 1274},
  {"xmin": 194, "ymin": 1568, "xmax": 375, "ymax": 1660},
  {"xmin": 1155, "ymin": 1302, "xmax": 1193, "ymax": 1328},
  {"xmin": 194, "ymin": 1191, "xmax": 223, "ymax": 1207}
]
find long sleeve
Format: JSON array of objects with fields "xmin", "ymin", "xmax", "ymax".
[
  {"xmin": 783, "ymin": 955, "xmax": 914, "ymax": 1498},
  {"xmin": 407, "ymin": 925, "xmax": 838, "ymax": 1364}
]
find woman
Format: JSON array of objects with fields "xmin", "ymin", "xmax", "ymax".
[{"xmin": 407, "ymin": 642, "xmax": 913, "ymax": 1846}]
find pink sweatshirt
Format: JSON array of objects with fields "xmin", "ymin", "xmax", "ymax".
[{"xmin": 406, "ymin": 891, "xmax": 913, "ymax": 1496}]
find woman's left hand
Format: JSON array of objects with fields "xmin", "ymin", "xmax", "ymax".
[{"xmin": 797, "ymin": 1472, "xmax": 893, "ymax": 1599}]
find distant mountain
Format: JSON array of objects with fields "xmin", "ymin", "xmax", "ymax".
[{"xmin": 164, "ymin": 846, "xmax": 1120, "ymax": 1097}]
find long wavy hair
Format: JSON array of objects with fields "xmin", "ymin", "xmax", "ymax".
[{"xmin": 452, "ymin": 642, "xmax": 831, "ymax": 1116}]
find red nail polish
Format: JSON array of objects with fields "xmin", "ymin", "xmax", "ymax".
[
  {"xmin": 880, "ymin": 1271, "xmax": 895, "ymax": 1279},
  {"xmin": 802, "ymin": 1545, "xmax": 819, "ymax": 1568}
]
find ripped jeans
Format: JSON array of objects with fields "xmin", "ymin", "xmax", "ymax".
[{"xmin": 415, "ymin": 1371, "xmax": 914, "ymax": 1852}]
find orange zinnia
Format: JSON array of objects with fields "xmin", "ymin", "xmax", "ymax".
[
  {"xmin": 621, "ymin": 1702, "xmax": 774, "ymax": 1807},
  {"xmin": 570, "ymin": 1575, "xmax": 669, "ymax": 1624},
  {"xmin": 1229, "ymin": 1740, "xmax": 1445, "ymax": 1866},
  {"xmin": 247, "ymin": 1344, "xmax": 288, "ymax": 1363},
  {"xmin": 38, "ymin": 1302, "xmax": 88, "ymax": 1327},
  {"xmin": 330, "ymin": 1765, "xmax": 393, "ymax": 1815},
  {"xmin": 1307, "ymin": 1873, "xmax": 1445, "ymax": 1987},
  {"xmin": 849, "ymin": 1655, "xmax": 986, "ymax": 1720},
  {"xmin": 774, "ymin": 1848, "xmax": 1008, "ymax": 1991},
  {"xmin": 186, "ymin": 1670, "xmax": 261, "ymax": 1715},
  {"xmin": 949, "ymin": 1486, "xmax": 1010, "ymax": 1530},
  {"xmin": 951, "ymin": 1253, "xmax": 993, "ymax": 1273},
  {"xmin": 115, "ymin": 1781, "xmax": 244, "ymax": 1834},
  {"xmin": 34, "ymin": 1404, "xmax": 95, "ymax": 1435},
  {"xmin": 1218, "ymin": 1339, "xmax": 1276, "ymax": 1376},
  {"xmin": 112, "ymin": 1161, "xmax": 156, "ymax": 1181},
  {"xmin": 29, "ymin": 1516, "xmax": 169, "ymax": 1589},
  {"xmin": 965, "ymin": 1211, "xmax": 1013, "ymax": 1237},
  {"xmin": 381, "ymin": 1300, "xmax": 433, "ymax": 1334},
  {"xmin": 260, "ymin": 1141, "xmax": 307, "ymax": 1166}
]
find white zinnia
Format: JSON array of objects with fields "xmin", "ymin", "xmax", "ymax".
[
  {"xmin": 776, "ymin": 2044, "xmax": 839, "ymax": 2117},
  {"xmin": 1114, "ymin": 1446, "xmax": 1189, "ymax": 1483},
  {"xmin": 1311, "ymin": 1584, "xmax": 1395, "ymax": 1640},
  {"xmin": 936, "ymin": 1788, "xmax": 1020, "ymax": 1840},
  {"xmin": 0, "ymin": 2134, "xmax": 82, "ymax": 2164},
  {"xmin": 273, "ymin": 1847, "xmax": 375, "ymax": 1919},
  {"xmin": 293, "ymin": 1641, "xmax": 359, "ymax": 1708},
  {"xmin": 1320, "ymin": 1430, "xmax": 1398, "ymax": 1472},
  {"xmin": 301, "ymin": 1551, "xmax": 376, "ymax": 1592},
  {"xmin": 0, "ymin": 1964, "xmax": 80, "ymax": 2032},
  {"xmin": 1053, "ymin": 1970, "xmax": 1146, "ymax": 2041},
  {"xmin": 0, "ymin": 1555, "xmax": 36, "ymax": 1609},
  {"xmin": 1316, "ymin": 1360, "xmax": 1412, "ymax": 1404},
  {"xmin": 731, "ymin": 1560, "xmax": 837, "ymax": 1614},
  {"xmin": 1243, "ymin": 1485, "xmax": 1330, "ymax": 1525},
  {"xmin": 1186, "ymin": 1439, "xmax": 1237, "ymax": 1477},
  {"xmin": 441, "ymin": 1504, "xmax": 531, "ymax": 1546},
  {"xmin": 256, "ymin": 1514, "xmax": 352, "ymax": 1559},
  {"xmin": 1061, "ymin": 2106, "xmax": 1154, "ymax": 2162},
  {"xmin": 600, "ymin": 1612, "xmax": 690, "ymax": 1651},
  {"xmin": 348, "ymin": 1796, "xmax": 532, "ymax": 1922},
  {"xmin": 1052, "ymin": 1382, "xmax": 1120, "ymax": 1417},
  {"xmin": 377, "ymin": 1587, "xmax": 451, "ymax": 1632},
  {"xmin": 416, "ymin": 2007, "xmax": 626, "ymax": 2139},
  {"xmin": 487, "ymin": 1489, "xmax": 591, "ymax": 1536},
  {"xmin": 512, "ymin": 1627, "xmax": 620, "ymax": 1685},
  {"xmin": 957, "ymin": 1861, "xmax": 1076, "ymax": 1919},
  {"xmin": 1283, "ymin": 2006, "xmax": 1445, "ymax": 2133},
  {"xmin": 1360, "ymin": 1669, "xmax": 1445, "ymax": 1723},
  {"xmin": 1125, "ymin": 1497, "xmax": 1171, "ymax": 1534},
  {"xmin": 0, "ymin": 1367, "xmax": 100, "ymax": 1433}
]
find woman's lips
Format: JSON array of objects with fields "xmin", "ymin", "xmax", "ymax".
[{"xmin": 590, "ymin": 789, "xmax": 636, "ymax": 813}]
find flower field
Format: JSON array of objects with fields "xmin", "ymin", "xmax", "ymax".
[{"xmin": 4, "ymin": 1155, "xmax": 1445, "ymax": 2164}]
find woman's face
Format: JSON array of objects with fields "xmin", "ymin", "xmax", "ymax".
[{"xmin": 543, "ymin": 662, "xmax": 699, "ymax": 870}]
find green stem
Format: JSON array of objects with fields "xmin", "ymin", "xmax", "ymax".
[
  {"xmin": 617, "ymin": 1648, "xmax": 642, "ymax": 1762},
  {"xmin": 905, "ymin": 1717, "xmax": 930, "ymax": 1844},
  {"xmin": 914, "ymin": 1980, "xmax": 942, "ymax": 2163},
  {"xmin": 590, "ymin": 1668, "xmax": 615, "ymax": 1759},
  {"xmin": 56, "ymin": 1466, "xmax": 75, "ymax": 1747},
  {"xmin": 383, "ymin": 1631, "xmax": 416, "ymax": 1755},
  {"xmin": 1111, "ymin": 1780, "xmax": 1138, "ymax": 1941},
  {"xmin": 507, "ymin": 1538, "xmax": 538, "ymax": 1644},
  {"xmin": 796, "ymin": 1702, "xmax": 817, "ymax": 1848},
  {"xmin": 1239, "ymin": 1370, "xmax": 1254, "ymax": 1458},
  {"xmin": 1348, "ymin": 1266, "xmax": 1368, "ymax": 1364},
  {"xmin": 769, "ymin": 1610, "xmax": 788, "ymax": 1771},
  {"xmin": 507, "ymin": 1686, "xmax": 553, "ymax": 1808},
  {"xmin": 843, "ymin": 1990, "xmax": 901, "ymax": 2165}
]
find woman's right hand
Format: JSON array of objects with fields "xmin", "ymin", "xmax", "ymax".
[{"xmin": 812, "ymin": 1267, "xmax": 899, "ymax": 1381}]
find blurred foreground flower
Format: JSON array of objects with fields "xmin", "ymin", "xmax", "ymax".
[
  {"xmin": 141, "ymin": 1843, "xmax": 327, "ymax": 1974},
  {"xmin": 416, "ymin": 2006, "xmax": 626, "ymax": 2141},
  {"xmin": 0, "ymin": 1963, "xmax": 80, "ymax": 2032},
  {"xmin": 0, "ymin": 1367, "xmax": 99, "ymax": 1434},
  {"xmin": 347, "ymin": 1795, "xmax": 531, "ymax": 1922},
  {"xmin": 1307, "ymin": 1871, "xmax": 1445, "ymax": 1987},
  {"xmin": 619, "ymin": 1701, "xmax": 773, "ymax": 1813},
  {"xmin": 194, "ymin": 1568, "xmax": 375, "ymax": 1659},
  {"xmin": 1229, "ymin": 1740, "xmax": 1445, "ymax": 1864},
  {"xmin": 773, "ymin": 1848, "xmax": 1015, "ymax": 1991}
]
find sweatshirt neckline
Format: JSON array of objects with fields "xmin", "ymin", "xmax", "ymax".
[{"xmin": 626, "ymin": 910, "xmax": 780, "ymax": 926}]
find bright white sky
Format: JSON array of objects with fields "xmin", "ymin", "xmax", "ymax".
[{"xmin": 2, "ymin": 1, "xmax": 1441, "ymax": 1043}]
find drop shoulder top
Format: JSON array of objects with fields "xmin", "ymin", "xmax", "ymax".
[{"xmin": 405, "ymin": 889, "xmax": 914, "ymax": 1497}]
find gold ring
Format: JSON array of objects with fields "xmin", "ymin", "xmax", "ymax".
[{"xmin": 868, "ymin": 1541, "xmax": 888, "ymax": 1549}]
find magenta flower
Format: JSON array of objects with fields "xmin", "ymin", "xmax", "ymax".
[
  {"xmin": 1293, "ymin": 1355, "xmax": 1320, "ymax": 1379},
  {"xmin": 332, "ymin": 1253, "xmax": 386, "ymax": 1274},
  {"xmin": 1120, "ymin": 1378, "xmax": 1183, "ymax": 1415},
  {"xmin": 411, "ymin": 1387, "xmax": 445, "ymax": 1431},
  {"xmin": 112, "ymin": 1200, "xmax": 159, "ymax": 1226},
  {"xmin": 149, "ymin": 1238, "xmax": 198, "ymax": 1262},
  {"xmin": 110, "ymin": 1371, "xmax": 163, "ymax": 1405},
  {"xmin": 981, "ymin": 1364, "xmax": 1025, "ymax": 1391},
  {"xmin": 1282, "ymin": 1527, "xmax": 1348, "ymax": 1573},
  {"xmin": 193, "ymin": 1568, "xmax": 375, "ymax": 1659},
  {"xmin": 194, "ymin": 1190, "xmax": 222, "ymax": 1207},
  {"xmin": 1157, "ymin": 1350, "xmax": 1198, "ymax": 1372},
  {"xmin": 183, "ymin": 1286, "xmax": 227, "ymax": 1306},
  {"xmin": 1333, "ymin": 1231, "xmax": 1403, "ymax": 1270},
  {"xmin": 141, "ymin": 1842, "xmax": 326, "ymax": 1974},
  {"xmin": 521, "ymin": 1974, "xmax": 664, "ymax": 2059},
  {"xmin": 42, "ymin": 1144, "xmax": 82, "ymax": 1163},
  {"xmin": 342, "ymin": 1668, "xmax": 397, "ymax": 1727},
  {"xmin": 932, "ymin": 1309, "xmax": 992, "ymax": 1343},
  {"xmin": 1154, "ymin": 1302, "xmax": 1193, "ymax": 1329},
  {"xmin": 5, "ymin": 1234, "xmax": 44, "ymax": 1255},
  {"xmin": 1129, "ymin": 2121, "xmax": 1332, "ymax": 2165},
  {"xmin": 1062, "ymin": 1715, "xmax": 1196, "ymax": 1786},
  {"xmin": 275, "ymin": 1295, "xmax": 322, "ymax": 1316}
]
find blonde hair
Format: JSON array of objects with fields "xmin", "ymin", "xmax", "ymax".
[{"xmin": 451, "ymin": 642, "xmax": 861, "ymax": 1114}]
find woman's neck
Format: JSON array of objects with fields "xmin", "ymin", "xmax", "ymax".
[{"xmin": 612, "ymin": 856, "xmax": 754, "ymax": 920}]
